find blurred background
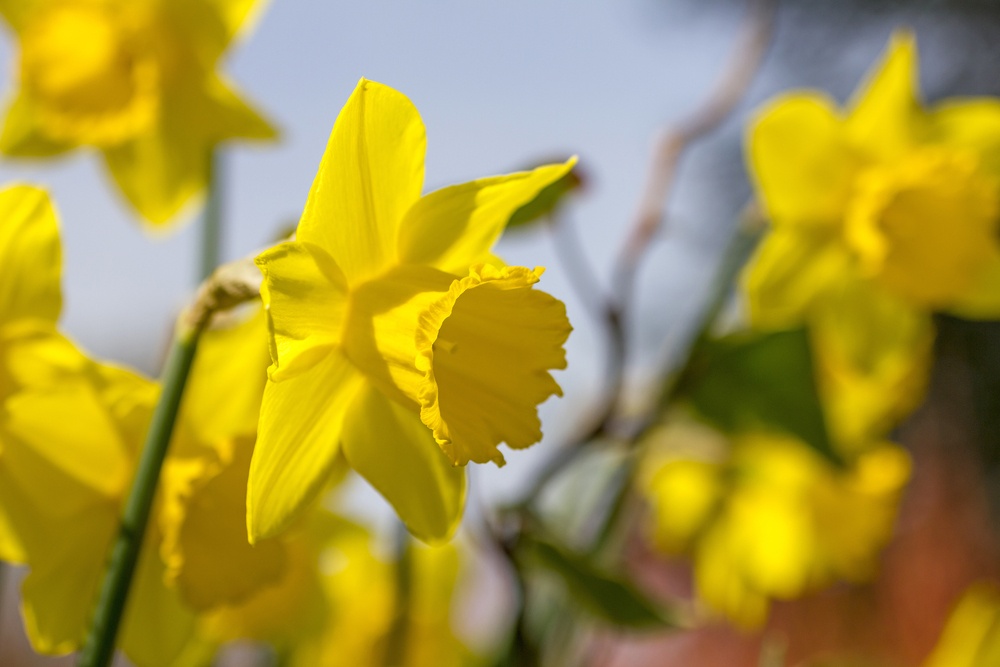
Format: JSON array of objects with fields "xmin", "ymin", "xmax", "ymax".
[{"xmin": 3, "ymin": 0, "xmax": 1000, "ymax": 664}]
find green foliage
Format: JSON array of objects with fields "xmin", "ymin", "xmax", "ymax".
[
  {"xmin": 517, "ymin": 535, "xmax": 676, "ymax": 630},
  {"xmin": 676, "ymin": 327, "xmax": 843, "ymax": 467},
  {"xmin": 506, "ymin": 164, "xmax": 584, "ymax": 230}
]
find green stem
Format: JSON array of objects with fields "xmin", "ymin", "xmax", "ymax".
[
  {"xmin": 199, "ymin": 151, "xmax": 224, "ymax": 283},
  {"xmin": 77, "ymin": 326, "xmax": 203, "ymax": 667},
  {"xmin": 383, "ymin": 522, "xmax": 412, "ymax": 666}
]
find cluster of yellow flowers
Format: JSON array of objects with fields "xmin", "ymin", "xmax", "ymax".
[
  {"xmin": 639, "ymin": 31, "xmax": 1000, "ymax": 644},
  {"xmin": 0, "ymin": 0, "xmax": 995, "ymax": 663}
]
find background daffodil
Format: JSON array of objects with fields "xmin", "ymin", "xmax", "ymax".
[
  {"xmin": 250, "ymin": 79, "xmax": 573, "ymax": 545},
  {"xmin": 640, "ymin": 417, "xmax": 910, "ymax": 629},
  {"xmin": 742, "ymin": 32, "xmax": 1000, "ymax": 452},
  {"xmin": 0, "ymin": 0, "xmax": 277, "ymax": 227}
]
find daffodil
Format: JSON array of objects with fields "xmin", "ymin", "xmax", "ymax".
[
  {"xmin": 250, "ymin": 79, "xmax": 573, "ymax": 544},
  {"xmin": 742, "ymin": 32, "xmax": 1000, "ymax": 450},
  {"xmin": 285, "ymin": 519, "xmax": 477, "ymax": 667},
  {"xmin": 0, "ymin": 300, "xmax": 321, "ymax": 664},
  {"xmin": 0, "ymin": 0, "xmax": 276, "ymax": 226},
  {"xmin": 924, "ymin": 583, "xmax": 1000, "ymax": 667},
  {"xmin": 640, "ymin": 417, "xmax": 911, "ymax": 629}
]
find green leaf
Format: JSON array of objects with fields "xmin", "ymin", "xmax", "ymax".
[
  {"xmin": 518, "ymin": 535, "xmax": 676, "ymax": 630},
  {"xmin": 677, "ymin": 327, "xmax": 843, "ymax": 467},
  {"xmin": 505, "ymin": 162, "xmax": 584, "ymax": 230}
]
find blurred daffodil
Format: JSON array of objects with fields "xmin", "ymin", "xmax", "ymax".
[
  {"xmin": 0, "ymin": 301, "xmax": 321, "ymax": 664},
  {"xmin": 924, "ymin": 583, "xmax": 1000, "ymax": 667},
  {"xmin": 286, "ymin": 520, "xmax": 477, "ymax": 667},
  {"xmin": 250, "ymin": 79, "xmax": 573, "ymax": 544},
  {"xmin": 0, "ymin": 0, "xmax": 277, "ymax": 226},
  {"xmin": 640, "ymin": 418, "xmax": 911, "ymax": 629},
  {"xmin": 743, "ymin": 31, "xmax": 1000, "ymax": 449}
]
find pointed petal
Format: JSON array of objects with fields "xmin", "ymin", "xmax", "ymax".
[
  {"xmin": 398, "ymin": 159, "xmax": 576, "ymax": 275},
  {"xmin": 248, "ymin": 351, "xmax": 365, "ymax": 542},
  {"xmin": 204, "ymin": 76, "xmax": 279, "ymax": 142},
  {"xmin": 256, "ymin": 240, "xmax": 349, "ymax": 381},
  {"xmin": 341, "ymin": 385, "xmax": 466, "ymax": 543},
  {"xmin": 747, "ymin": 95, "xmax": 856, "ymax": 228},
  {"xmin": 846, "ymin": 31, "xmax": 924, "ymax": 161},
  {"xmin": 741, "ymin": 227, "xmax": 853, "ymax": 329},
  {"xmin": 297, "ymin": 79, "xmax": 426, "ymax": 284},
  {"xmin": 0, "ymin": 95, "xmax": 75, "ymax": 158},
  {"xmin": 0, "ymin": 185, "xmax": 61, "ymax": 325},
  {"xmin": 181, "ymin": 307, "xmax": 270, "ymax": 442}
]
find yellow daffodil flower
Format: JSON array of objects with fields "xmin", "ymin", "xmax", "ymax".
[
  {"xmin": 250, "ymin": 79, "xmax": 573, "ymax": 544},
  {"xmin": 285, "ymin": 519, "xmax": 477, "ymax": 667},
  {"xmin": 0, "ymin": 299, "xmax": 322, "ymax": 664},
  {"xmin": 0, "ymin": 183, "xmax": 64, "ymax": 564},
  {"xmin": 640, "ymin": 418, "xmax": 911, "ymax": 629},
  {"xmin": 742, "ymin": 32, "xmax": 1000, "ymax": 450},
  {"xmin": 924, "ymin": 583, "xmax": 1000, "ymax": 667},
  {"xmin": 0, "ymin": 0, "xmax": 277, "ymax": 226}
]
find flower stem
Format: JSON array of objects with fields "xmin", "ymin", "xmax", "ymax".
[
  {"xmin": 199, "ymin": 151, "xmax": 224, "ymax": 283},
  {"xmin": 77, "ymin": 324, "xmax": 203, "ymax": 667}
]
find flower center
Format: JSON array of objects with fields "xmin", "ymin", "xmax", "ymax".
[
  {"xmin": 845, "ymin": 148, "xmax": 1000, "ymax": 307},
  {"xmin": 20, "ymin": 2, "xmax": 159, "ymax": 145}
]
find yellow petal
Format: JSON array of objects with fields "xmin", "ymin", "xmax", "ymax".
[
  {"xmin": 925, "ymin": 584, "xmax": 1000, "ymax": 667},
  {"xmin": 0, "ymin": 94, "xmax": 75, "ymax": 157},
  {"xmin": 747, "ymin": 94, "xmax": 856, "ymax": 227},
  {"xmin": 160, "ymin": 436, "xmax": 287, "ymax": 610},
  {"xmin": 741, "ymin": 226, "xmax": 853, "ymax": 329},
  {"xmin": 119, "ymin": 533, "xmax": 198, "ymax": 667},
  {"xmin": 0, "ymin": 185, "xmax": 61, "ymax": 325},
  {"xmin": 249, "ymin": 351, "xmax": 365, "ymax": 542},
  {"xmin": 415, "ymin": 264, "xmax": 571, "ymax": 465},
  {"xmin": 0, "ymin": 503, "xmax": 27, "ymax": 564},
  {"xmin": 341, "ymin": 385, "xmax": 466, "ymax": 543},
  {"xmin": 256, "ymin": 241, "xmax": 349, "ymax": 381},
  {"xmin": 181, "ymin": 307, "xmax": 270, "ymax": 442},
  {"xmin": 0, "ymin": 0, "xmax": 41, "ymax": 30},
  {"xmin": 203, "ymin": 75, "xmax": 279, "ymax": 142},
  {"xmin": 846, "ymin": 31, "xmax": 924, "ymax": 161},
  {"xmin": 397, "ymin": 159, "xmax": 576, "ymax": 274},
  {"xmin": 950, "ymin": 254, "xmax": 1000, "ymax": 320},
  {"xmin": 931, "ymin": 98, "xmax": 1000, "ymax": 176},
  {"xmin": 297, "ymin": 79, "xmax": 426, "ymax": 284},
  {"xmin": 19, "ymin": 500, "xmax": 118, "ymax": 655}
]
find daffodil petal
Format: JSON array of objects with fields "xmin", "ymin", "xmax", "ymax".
[
  {"xmin": 204, "ymin": 75, "xmax": 278, "ymax": 142},
  {"xmin": 747, "ymin": 95, "xmax": 855, "ymax": 228},
  {"xmin": 161, "ymin": 437, "xmax": 287, "ymax": 611},
  {"xmin": 931, "ymin": 99, "xmax": 1000, "ymax": 174},
  {"xmin": 181, "ymin": 307, "xmax": 270, "ymax": 442},
  {"xmin": 945, "ymin": 254, "xmax": 1000, "ymax": 320},
  {"xmin": 248, "ymin": 351, "xmax": 365, "ymax": 542},
  {"xmin": 297, "ymin": 79, "xmax": 426, "ymax": 284},
  {"xmin": 0, "ymin": 185, "xmax": 61, "ymax": 325},
  {"xmin": 19, "ymin": 501, "xmax": 118, "ymax": 655},
  {"xmin": 341, "ymin": 385, "xmax": 466, "ymax": 544},
  {"xmin": 0, "ymin": 0, "xmax": 41, "ymax": 30},
  {"xmin": 257, "ymin": 240, "xmax": 349, "ymax": 381},
  {"xmin": 742, "ymin": 227, "xmax": 853, "ymax": 329},
  {"xmin": 846, "ymin": 30, "xmax": 924, "ymax": 161},
  {"xmin": 397, "ymin": 159, "xmax": 576, "ymax": 274},
  {"xmin": 119, "ymin": 536, "xmax": 198, "ymax": 667},
  {"xmin": 0, "ymin": 95, "xmax": 74, "ymax": 157}
]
